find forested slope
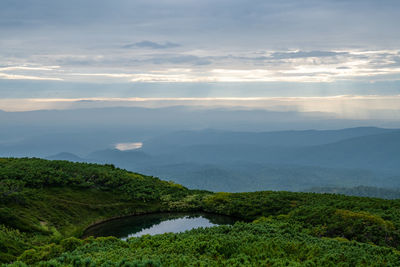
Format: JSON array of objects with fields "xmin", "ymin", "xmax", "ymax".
[
  {"xmin": 1, "ymin": 158, "xmax": 400, "ymax": 266},
  {"xmin": 0, "ymin": 158, "xmax": 202, "ymax": 263}
]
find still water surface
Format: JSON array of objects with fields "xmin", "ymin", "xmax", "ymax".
[{"xmin": 83, "ymin": 212, "xmax": 238, "ymax": 240}]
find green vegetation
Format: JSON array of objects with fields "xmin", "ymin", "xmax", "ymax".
[
  {"xmin": 0, "ymin": 158, "xmax": 202, "ymax": 263},
  {"xmin": 2, "ymin": 158, "xmax": 400, "ymax": 266},
  {"xmin": 307, "ymin": 185, "xmax": 400, "ymax": 199}
]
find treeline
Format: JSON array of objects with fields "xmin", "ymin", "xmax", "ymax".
[
  {"xmin": 307, "ymin": 185, "xmax": 400, "ymax": 199},
  {"xmin": 0, "ymin": 157, "xmax": 192, "ymax": 203}
]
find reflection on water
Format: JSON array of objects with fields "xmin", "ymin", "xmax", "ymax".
[{"xmin": 83, "ymin": 212, "xmax": 238, "ymax": 240}]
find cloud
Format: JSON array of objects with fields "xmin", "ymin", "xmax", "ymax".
[
  {"xmin": 1, "ymin": 0, "xmax": 400, "ymax": 52},
  {"xmin": 1, "ymin": 49, "xmax": 400, "ymax": 83},
  {"xmin": 0, "ymin": 66, "xmax": 60, "ymax": 71},
  {"xmin": 0, "ymin": 73, "xmax": 63, "ymax": 81},
  {"xmin": 1, "ymin": 96, "xmax": 400, "ymax": 121},
  {"xmin": 122, "ymin": 41, "xmax": 180, "ymax": 49},
  {"xmin": 149, "ymin": 55, "xmax": 211, "ymax": 65},
  {"xmin": 270, "ymin": 51, "xmax": 348, "ymax": 60},
  {"xmin": 0, "ymin": 64, "xmax": 63, "ymax": 81},
  {"xmin": 0, "ymin": 1, "xmax": 400, "ymax": 91}
]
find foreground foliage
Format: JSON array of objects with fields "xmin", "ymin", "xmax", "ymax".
[
  {"xmin": 1, "ymin": 158, "xmax": 400, "ymax": 266},
  {"xmin": 0, "ymin": 158, "xmax": 200, "ymax": 263},
  {"xmin": 13, "ymin": 222, "xmax": 400, "ymax": 266}
]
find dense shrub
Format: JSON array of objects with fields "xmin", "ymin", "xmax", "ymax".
[
  {"xmin": 18, "ymin": 222, "xmax": 400, "ymax": 266},
  {"xmin": 2, "ymin": 158, "xmax": 400, "ymax": 266}
]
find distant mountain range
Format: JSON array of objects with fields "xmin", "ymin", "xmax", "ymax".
[
  {"xmin": 45, "ymin": 127, "xmax": 400, "ymax": 192},
  {"xmin": 1, "ymin": 106, "xmax": 398, "ymax": 157},
  {"xmin": 142, "ymin": 127, "xmax": 391, "ymax": 152},
  {"xmin": 283, "ymin": 130, "xmax": 400, "ymax": 172},
  {"xmin": 47, "ymin": 152, "xmax": 85, "ymax": 162},
  {"xmin": 142, "ymin": 127, "xmax": 400, "ymax": 172}
]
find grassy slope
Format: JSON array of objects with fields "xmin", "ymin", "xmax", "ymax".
[
  {"xmin": 1, "ymin": 187, "xmax": 160, "ymax": 263},
  {"xmin": 0, "ymin": 158, "xmax": 204, "ymax": 263},
  {"xmin": 1, "ymin": 158, "xmax": 400, "ymax": 266}
]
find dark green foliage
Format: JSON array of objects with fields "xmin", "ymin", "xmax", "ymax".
[
  {"xmin": 59, "ymin": 237, "xmax": 83, "ymax": 251},
  {"xmin": 0, "ymin": 158, "xmax": 199, "ymax": 263},
  {"xmin": 307, "ymin": 185, "xmax": 400, "ymax": 199},
  {"xmin": 0, "ymin": 158, "xmax": 189, "ymax": 202},
  {"xmin": 0, "ymin": 179, "xmax": 27, "ymax": 204},
  {"xmin": 2, "ymin": 158, "xmax": 400, "ymax": 266},
  {"xmin": 18, "ymin": 222, "xmax": 400, "ymax": 266},
  {"xmin": 0, "ymin": 225, "xmax": 30, "ymax": 263},
  {"xmin": 202, "ymin": 191, "xmax": 400, "ymax": 248}
]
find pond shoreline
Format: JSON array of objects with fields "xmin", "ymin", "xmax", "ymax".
[{"xmin": 82, "ymin": 211, "xmax": 240, "ymax": 239}]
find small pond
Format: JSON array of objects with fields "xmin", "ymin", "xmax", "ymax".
[{"xmin": 83, "ymin": 212, "xmax": 239, "ymax": 240}]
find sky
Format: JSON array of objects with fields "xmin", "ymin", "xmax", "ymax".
[{"xmin": 0, "ymin": 0, "xmax": 400, "ymax": 118}]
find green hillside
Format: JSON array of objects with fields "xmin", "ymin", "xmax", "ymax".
[{"xmin": 1, "ymin": 158, "xmax": 400, "ymax": 266}]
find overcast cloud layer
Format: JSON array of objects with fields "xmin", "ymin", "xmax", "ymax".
[{"xmin": 0, "ymin": 0, "xmax": 400, "ymax": 110}]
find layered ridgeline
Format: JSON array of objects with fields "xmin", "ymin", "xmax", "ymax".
[
  {"xmin": 47, "ymin": 127, "xmax": 400, "ymax": 193},
  {"xmin": 2, "ymin": 158, "xmax": 400, "ymax": 266}
]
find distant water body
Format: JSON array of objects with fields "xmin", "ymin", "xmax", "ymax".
[{"xmin": 115, "ymin": 142, "xmax": 143, "ymax": 151}]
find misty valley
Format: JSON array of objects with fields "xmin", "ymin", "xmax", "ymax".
[
  {"xmin": 1, "ymin": 105, "xmax": 400, "ymax": 266},
  {"xmin": 42, "ymin": 125, "xmax": 400, "ymax": 197}
]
